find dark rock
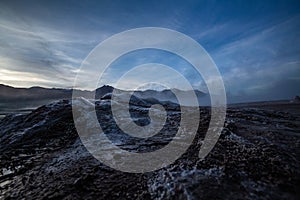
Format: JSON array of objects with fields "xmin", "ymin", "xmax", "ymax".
[
  {"xmin": 291, "ymin": 95, "xmax": 300, "ymax": 103},
  {"xmin": 0, "ymin": 99, "xmax": 299, "ymax": 199}
]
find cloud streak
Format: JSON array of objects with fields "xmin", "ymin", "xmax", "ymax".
[{"xmin": 0, "ymin": 0, "xmax": 299, "ymax": 102}]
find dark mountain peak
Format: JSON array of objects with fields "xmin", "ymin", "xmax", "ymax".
[
  {"xmin": 95, "ymin": 85, "xmax": 114, "ymax": 92},
  {"xmin": 29, "ymin": 86, "xmax": 44, "ymax": 89},
  {"xmin": 95, "ymin": 85, "xmax": 115, "ymax": 99},
  {"xmin": 98, "ymin": 85, "xmax": 114, "ymax": 90},
  {"xmin": 0, "ymin": 84, "xmax": 16, "ymax": 90},
  {"xmin": 292, "ymin": 95, "xmax": 300, "ymax": 103}
]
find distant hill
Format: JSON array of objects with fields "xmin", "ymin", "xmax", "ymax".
[
  {"xmin": 0, "ymin": 84, "xmax": 208, "ymax": 111},
  {"xmin": 133, "ymin": 88, "xmax": 206, "ymax": 105},
  {"xmin": 0, "ymin": 84, "xmax": 73, "ymax": 102}
]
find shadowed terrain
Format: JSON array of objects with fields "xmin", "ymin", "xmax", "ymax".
[
  {"xmin": 0, "ymin": 97, "xmax": 299, "ymax": 199},
  {"xmin": 0, "ymin": 84, "xmax": 206, "ymax": 114}
]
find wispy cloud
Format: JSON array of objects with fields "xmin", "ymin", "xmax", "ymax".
[
  {"xmin": 0, "ymin": 0, "xmax": 299, "ymax": 101},
  {"xmin": 208, "ymin": 16, "xmax": 300, "ymax": 101}
]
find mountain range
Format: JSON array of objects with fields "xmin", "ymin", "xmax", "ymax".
[{"xmin": 0, "ymin": 84, "xmax": 208, "ymax": 111}]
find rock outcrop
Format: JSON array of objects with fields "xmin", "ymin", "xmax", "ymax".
[{"xmin": 0, "ymin": 99, "xmax": 299, "ymax": 199}]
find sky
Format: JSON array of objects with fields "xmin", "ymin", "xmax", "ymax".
[{"xmin": 0, "ymin": 0, "xmax": 299, "ymax": 102}]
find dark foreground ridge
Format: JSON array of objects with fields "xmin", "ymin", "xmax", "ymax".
[{"xmin": 0, "ymin": 99, "xmax": 299, "ymax": 199}]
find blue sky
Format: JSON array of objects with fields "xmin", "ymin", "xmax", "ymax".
[{"xmin": 0, "ymin": 0, "xmax": 299, "ymax": 102}]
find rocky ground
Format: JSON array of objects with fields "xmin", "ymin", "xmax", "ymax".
[{"xmin": 0, "ymin": 98, "xmax": 299, "ymax": 199}]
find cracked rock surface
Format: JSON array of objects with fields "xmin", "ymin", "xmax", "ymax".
[{"xmin": 0, "ymin": 99, "xmax": 299, "ymax": 199}]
